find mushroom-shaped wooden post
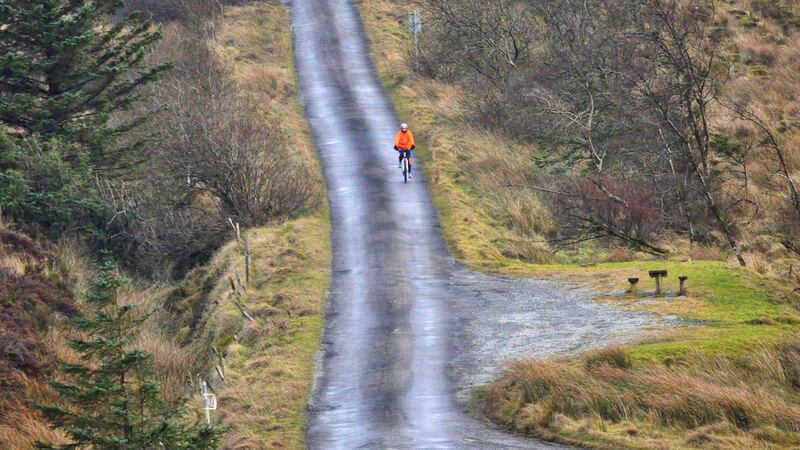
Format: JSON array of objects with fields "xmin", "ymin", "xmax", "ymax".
[
  {"xmin": 648, "ymin": 270, "xmax": 668, "ymax": 295},
  {"xmin": 627, "ymin": 277, "xmax": 640, "ymax": 295},
  {"xmin": 678, "ymin": 276, "xmax": 688, "ymax": 296}
]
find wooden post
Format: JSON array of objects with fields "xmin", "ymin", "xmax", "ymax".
[
  {"xmin": 214, "ymin": 365, "xmax": 226, "ymax": 382},
  {"xmin": 228, "ymin": 277, "xmax": 254, "ymax": 321},
  {"xmin": 649, "ymin": 270, "xmax": 668, "ymax": 295},
  {"xmin": 627, "ymin": 277, "xmax": 639, "ymax": 295},
  {"xmin": 678, "ymin": 276, "xmax": 688, "ymax": 296},
  {"xmin": 228, "ymin": 217, "xmax": 236, "ymax": 237},
  {"xmin": 231, "ymin": 296, "xmax": 254, "ymax": 322},
  {"xmin": 242, "ymin": 237, "xmax": 250, "ymax": 286},
  {"xmin": 235, "ymin": 273, "xmax": 246, "ymax": 293}
]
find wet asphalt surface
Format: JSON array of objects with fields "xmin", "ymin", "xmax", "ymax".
[{"xmin": 289, "ymin": 0, "xmax": 659, "ymax": 448}]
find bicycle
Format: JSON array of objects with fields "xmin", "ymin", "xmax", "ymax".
[{"xmin": 397, "ymin": 148, "xmax": 411, "ymax": 183}]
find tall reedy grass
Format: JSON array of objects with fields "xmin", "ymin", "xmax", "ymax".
[{"xmin": 485, "ymin": 338, "xmax": 800, "ymax": 448}]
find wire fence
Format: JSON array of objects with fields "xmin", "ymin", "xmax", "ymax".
[{"xmin": 197, "ymin": 218, "xmax": 256, "ymax": 424}]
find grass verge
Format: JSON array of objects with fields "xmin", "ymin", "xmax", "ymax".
[
  {"xmin": 207, "ymin": 2, "xmax": 329, "ymax": 448},
  {"xmin": 154, "ymin": 2, "xmax": 331, "ymax": 448},
  {"xmin": 357, "ymin": 1, "xmax": 800, "ymax": 447},
  {"xmin": 171, "ymin": 214, "xmax": 329, "ymax": 449}
]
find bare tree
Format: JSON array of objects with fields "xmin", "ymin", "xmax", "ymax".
[
  {"xmin": 416, "ymin": 0, "xmax": 536, "ymax": 86},
  {"xmin": 525, "ymin": 0, "xmax": 750, "ymax": 263},
  {"xmin": 103, "ymin": 19, "xmax": 319, "ymax": 277},
  {"xmin": 161, "ymin": 94, "xmax": 318, "ymax": 228},
  {"xmin": 623, "ymin": 0, "xmax": 746, "ymax": 265},
  {"xmin": 725, "ymin": 102, "xmax": 800, "ymax": 256}
]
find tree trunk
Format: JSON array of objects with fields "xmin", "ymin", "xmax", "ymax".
[{"xmin": 693, "ymin": 164, "xmax": 746, "ymax": 266}]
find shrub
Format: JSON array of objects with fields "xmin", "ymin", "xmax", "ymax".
[
  {"xmin": 551, "ymin": 178, "xmax": 666, "ymax": 255},
  {"xmin": 0, "ymin": 134, "xmax": 110, "ymax": 240}
]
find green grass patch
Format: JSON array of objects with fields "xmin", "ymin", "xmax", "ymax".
[{"xmin": 496, "ymin": 259, "xmax": 798, "ymax": 360}]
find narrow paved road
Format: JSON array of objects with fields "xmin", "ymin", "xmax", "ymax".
[{"xmin": 290, "ymin": 0, "xmax": 657, "ymax": 448}]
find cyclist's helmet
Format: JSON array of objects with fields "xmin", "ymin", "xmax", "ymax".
[{"xmin": 400, "ymin": 123, "xmax": 408, "ymax": 130}]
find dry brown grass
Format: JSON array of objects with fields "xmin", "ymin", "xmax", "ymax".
[
  {"xmin": 154, "ymin": 2, "xmax": 331, "ymax": 448},
  {"xmin": 0, "ymin": 3, "xmax": 327, "ymax": 449},
  {"xmin": 712, "ymin": 1, "xmax": 800, "ymax": 277},
  {"xmin": 484, "ymin": 338, "xmax": 800, "ymax": 448},
  {"xmin": 0, "ymin": 254, "xmax": 26, "ymax": 276},
  {"xmin": 361, "ymin": 0, "xmax": 800, "ymax": 275},
  {"xmin": 215, "ymin": 1, "xmax": 320, "ymax": 177},
  {"xmin": 0, "ymin": 408, "xmax": 66, "ymax": 449},
  {"xmin": 0, "ymin": 224, "xmax": 79, "ymax": 449},
  {"xmin": 137, "ymin": 328, "xmax": 194, "ymax": 403},
  {"xmin": 356, "ymin": 1, "xmax": 800, "ymax": 448},
  {"xmin": 686, "ymin": 244, "xmax": 729, "ymax": 261}
]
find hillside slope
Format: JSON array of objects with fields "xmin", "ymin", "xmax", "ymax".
[
  {"xmin": 0, "ymin": 224, "xmax": 77, "ymax": 448},
  {"xmin": 358, "ymin": 0, "xmax": 800, "ymax": 447},
  {"xmin": 0, "ymin": 1, "xmax": 330, "ymax": 449}
]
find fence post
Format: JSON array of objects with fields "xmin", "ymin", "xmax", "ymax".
[
  {"xmin": 227, "ymin": 218, "xmax": 249, "ymax": 286},
  {"xmin": 242, "ymin": 236, "xmax": 250, "ymax": 286},
  {"xmin": 228, "ymin": 276, "xmax": 254, "ymax": 321}
]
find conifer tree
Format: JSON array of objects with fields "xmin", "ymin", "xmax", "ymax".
[
  {"xmin": 0, "ymin": 0, "xmax": 170, "ymax": 170},
  {"xmin": 36, "ymin": 261, "xmax": 221, "ymax": 449}
]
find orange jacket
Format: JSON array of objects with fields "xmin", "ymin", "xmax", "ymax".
[{"xmin": 394, "ymin": 129, "xmax": 415, "ymax": 150}]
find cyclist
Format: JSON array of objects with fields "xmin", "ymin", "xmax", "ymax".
[{"xmin": 393, "ymin": 123, "xmax": 416, "ymax": 178}]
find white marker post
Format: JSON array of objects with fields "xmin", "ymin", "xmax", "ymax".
[
  {"xmin": 201, "ymin": 380, "xmax": 217, "ymax": 425},
  {"xmin": 408, "ymin": 11, "xmax": 422, "ymax": 70}
]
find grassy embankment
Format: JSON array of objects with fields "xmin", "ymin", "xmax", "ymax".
[
  {"xmin": 184, "ymin": 2, "xmax": 330, "ymax": 448},
  {"xmin": 172, "ymin": 217, "xmax": 329, "ymax": 450},
  {"xmin": 358, "ymin": 0, "xmax": 800, "ymax": 447}
]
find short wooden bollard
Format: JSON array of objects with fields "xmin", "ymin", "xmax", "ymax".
[
  {"xmin": 627, "ymin": 277, "xmax": 640, "ymax": 295},
  {"xmin": 678, "ymin": 276, "xmax": 688, "ymax": 296},
  {"xmin": 649, "ymin": 270, "xmax": 668, "ymax": 295}
]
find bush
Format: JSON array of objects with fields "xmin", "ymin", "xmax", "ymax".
[
  {"xmin": 99, "ymin": 23, "xmax": 318, "ymax": 278},
  {"xmin": 551, "ymin": 178, "xmax": 667, "ymax": 254},
  {"xmin": 0, "ymin": 133, "xmax": 110, "ymax": 240}
]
